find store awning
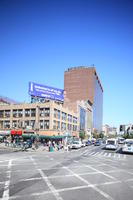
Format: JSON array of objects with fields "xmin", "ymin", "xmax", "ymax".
[
  {"xmin": 22, "ymin": 134, "xmax": 36, "ymax": 139},
  {"xmin": 39, "ymin": 135, "xmax": 64, "ymax": 139},
  {"xmin": 11, "ymin": 130, "xmax": 22, "ymax": 135}
]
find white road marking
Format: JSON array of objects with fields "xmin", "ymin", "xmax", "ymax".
[
  {"xmin": 108, "ymin": 153, "xmax": 111, "ymax": 157},
  {"xmin": 89, "ymin": 151, "xmax": 95, "ymax": 156},
  {"xmin": 104, "ymin": 153, "xmax": 108, "ymax": 156},
  {"xmin": 9, "ymin": 180, "xmax": 121, "ymax": 200},
  {"xmin": 62, "ymin": 166, "xmax": 114, "ymax": 200},
  {"xmin": 86, "ymin": 164, "xmax": 117, "ymax": 181},
  {"xmin": 2, "ymin": 159, "xmax": 12, "ymax": 200},
  {"xmin": 30, "ymin": 156, "xmax": 63, "ymax": 200},
  {"xmin": 92, "ymin": 152, "xmax": 99, "ymax": 156}
]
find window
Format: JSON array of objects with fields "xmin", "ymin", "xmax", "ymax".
[
  {"xmin": 5, "ymin": 110, "xmax": 10, "ymax": 118},
  {"xmin": 31, "ymin": 109, "xmax": 36, "ymax": 117},
  {"xmin": 13, "ymin": 110, "xmax": 17, "ymax": 117},
  {"xmin": 25, "ymin": 120, "xmax": 29, "ymax": 128},
  {"xmin": 0, "ymin": 110, "xmax": 4, "ymax": 118},
  {"xmin": 30, "ymin": 120, "xmax": 35, "ymax": 129},
  {"xmin": 68, "ymin": 114, "xmax": 72, "ymax": 122},
  {"xmin": 44, "ymin": 108, "xmax": 50, "ymax": 117},
  {"xmin": 40, "ymin": 108, "xmax": 44, "ymax": 117},
  {"xmin": 25, "ymin": 109, "xmax": 30, "ymax": 117},
  {"xmin": 53, "ymin": 120, "xmax": 56, "ymax": 130},
  {"xmin": 54, "ymin": 109, "xmax": 57, "ymax": 118},
  {"xmin": 44, "ymin": 120, "xmax": 49, "ymax": 129},
  {"xmin": 61, "ymin": 122, "xmax": 66, "ymax": 130},
  {"xmin": 39, "ymin": 120, "xmax": 43, "ymax": 129},
  {"xmin": 54, "ymin": 109, "xmax": 60, "ymax": 119},
  {"xmin": 57, "ymin": 121, "xmax": 60, "ymax": 129},
  {"xmin": 73, "ymin": 125, "xmax": 77, "ymax": 131},
  {"xmin": 18, "ymin": 109, "xmax": 23, "ymax": 117},
  {"xmin": 12, "ymin": 121, "xmax": 17, "ymax": 128},
  {"xmin": 4, "ymin": 121, "xmax": 10, "ymax": 129},
  {"xmin": 73, "ymin": 117, "xmax": 77, "ymax": 124},
  {"xmin": 62, "ymin": 112, "xmax": 67, "ymax": 121}
]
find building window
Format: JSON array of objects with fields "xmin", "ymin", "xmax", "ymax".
[
  {"xmin": 0, "ymin": 121, "xmax": 3, "ymax": 129},
  {"xmin": 61, "ymin": 112, "xmax": 67, "ymax": 121},
  {"xmin": 54, "ymin": 109, "xmax": 57, "ymax": 118},
  {"xmin": 44, "ymin": 108, "xmax": 50, "ymax": 117},
  {"xmin": 13, "ymin": 110, "xmax": 17, "ymax": 118},
  {"xmin": 73, "ymin": 125, "xmax": 77, "ymax": 131},
  {"xmin": 18, "ymin": 109, "xmax": 23, "ymax": 117},
  {"xmin": 12, "ymin": 121, "xmax": 17, "ymax": 128},
  {"xmin": 31, "ymin": 109, "xmax": 36, "ymax": 117},
  {"xmin": 61, "ymin": 122, "xmax": 66, "ymax": 130},
  {"xmin": 4, "ymin": 121, "xmax": 10, "ymax": 129},
  {"xmin": 53, "ymin": 120, "xmax": 56, "ymax": 130},
  {"xmin": 25, "ymin": 120, "xmax": 29, "ymax": 128},
  {"xmin": 39, "ymin": 120, "xmax": 43, "ymax": 129},
  {"xmin": 57, "ymin": 121, "xmax": 60, "ymax": 130},
  {"xmin": 0, "ymin": 110, "xmax": 4, "ymax": 118},
  {"xmin": 40, "ymin": 108, "xmax": 44, "ymax": 117},
  {"xmin": 68, "ymin": 114, "xmax": 72, "ymax": 122},
  {"xmin": 54, "ymin": 109, "xmax": 60, "ymax": 119},
  {"xmin": 44, "ymin": 120, "xmax": 49, "ymax": 129},
  {"xmin": 30, "ymin": 120, "xmax": 35, "ymax": 129},
  {"xmin": 5, "ymin": 110, "xmax": 10, "ymax": 118},
  {"xmin": 80, "ymin": 107, "xmax": 86, "ymax": 131},
  {"xmin": 73, "ymin": 117, "xmax": 77, "ymax": 124},
  {"xmin": 25, "ymin": 109, "xmax": 30, "ymax": 117}
]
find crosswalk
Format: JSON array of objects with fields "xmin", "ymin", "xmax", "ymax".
[{"xmin": 82, "ymin": 150, "xmax": 126, "ymax": 160}]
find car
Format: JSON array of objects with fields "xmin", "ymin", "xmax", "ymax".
[
  {"xmin": 72, "ymin": 141, "xmax": 82, "ymax": 149},
  {"xmin": 122, "ymin": 139, "xmax": 133, "ymax": 154},
  {"xmin": 118, "ymin": 138, "xmax": 125, "ymax": 144},
  {"xmin": 81, "ymin": 140, "xmax": 87, "ymax": 147},
  {"xmin": 105, "ymin": 138, "xmax": 118, "ymax": 150},
  {"xmin": 94, "ymin": 140, "xmax": 101, "ymax": 146}
]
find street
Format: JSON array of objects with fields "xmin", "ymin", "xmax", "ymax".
[{"xmin": 0, "ymin": 145, "xmax": 133, "ymax": 200}]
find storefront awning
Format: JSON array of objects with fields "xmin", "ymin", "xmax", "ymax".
[
  {"xmin": 11, "ymin": 130, "xmax": 22, "ymax": 135},
  {"xmin": 22, "ymin": 134, "xmax": 36, "ymax": 138},
  {"xmin": 39, "ymin": 135, "xmax": 64, "ymax": 139}
]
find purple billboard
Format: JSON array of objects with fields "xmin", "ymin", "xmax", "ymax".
[{"xmin": 29, "ymin": 82, "xmax": 64, "ymax": 102}]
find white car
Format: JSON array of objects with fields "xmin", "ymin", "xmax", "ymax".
[
  {"xmin": 105, "ymin": 139, "xmax": 118, "ymax": 150},
  {"xmin": 72, "ymin": 141, "xmax": 82, "ymax": 149},
  {"xmin": 122, "ymin": 139, "xmax": 133, "ymax": 154}
]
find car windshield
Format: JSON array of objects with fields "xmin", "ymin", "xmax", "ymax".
[
  {"xmin": 125, "ymin": 141, "xmax": 133, "ymax": 146},
  {"xmin": 73, "ymin": 141, "xmax": 79, "ymax": 144},
  {"xmin": 107, "ymin": 141, "xmax": 115, "ymax": 145}
]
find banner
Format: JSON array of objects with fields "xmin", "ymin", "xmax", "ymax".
[{"xmin": 29, "ymin": 82, "xmax": 64, "ymax": 102}]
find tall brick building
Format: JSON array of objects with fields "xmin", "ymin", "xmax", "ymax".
[{"xmin": 64, "ymin": 66, "xmax": 103, "ymax": 132}]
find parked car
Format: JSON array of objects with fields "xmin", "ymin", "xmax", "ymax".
[
  {"xmin": 122, "ymin": 139, "xmax": 133, "ymax": 154},
  {"xmin": 72, "ymin": 141, "xmax": 82, "ymax": 149},
  {"xmin": 94, "ymin": 140, "xmax": 101, "ymax": 146},
  {"xmin": 105, "ymin": 138, "xmax": 118, "ymax": 150},
  {"xmin": 81, "ymin": 140, "xmax": 87, "ymax": 147}
]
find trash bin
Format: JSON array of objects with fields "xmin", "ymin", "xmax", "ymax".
[{"xmin": 49, "ymin": 146, "xmax": 53, "ymax": 152}]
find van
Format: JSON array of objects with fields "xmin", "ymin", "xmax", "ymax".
[{"xmin": 105, "ymin": 138, "xmax": 118, "ymax": 150}]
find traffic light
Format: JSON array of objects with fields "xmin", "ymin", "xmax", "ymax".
[{"xmin": 120, "ymin": 125, "xmax": 125, "ymax": 132}]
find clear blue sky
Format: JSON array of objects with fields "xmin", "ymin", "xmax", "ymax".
[{"xmin": 0, "ymin": 0, "xmax": 133, "ymax": 129}]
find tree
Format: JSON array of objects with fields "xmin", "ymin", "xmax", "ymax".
[
  {"xmin": 99, "ymin": 132, "xmax": 104, "ymax": 139},
  {"xmin": 79, "ymin": 131, "xmax": 86, "ymax": 140}
]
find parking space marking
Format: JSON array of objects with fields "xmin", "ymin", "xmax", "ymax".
[
  {"xmin": 61, "ymin": 165, "xmax": 114, "ymax": 200},
  {"xmin": 85, "ymin": 164, "xmax": 117, "ymax": 181},
  {"xmin": 2, "ymin": 159, "xmax": 12, "ymax": 200},
  {"xmin": 30, "ymin": 156, "xmax": 63, "ymax": 200}
]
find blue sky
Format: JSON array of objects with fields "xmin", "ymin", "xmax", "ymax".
[{"xmin": 0, "ymin": 0, "xmax": 133, "ymax": 129}]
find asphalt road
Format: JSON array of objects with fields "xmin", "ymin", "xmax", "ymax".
[{"xmin": 0, "ymin": 144, "xmax": 133, "ymax": 200}]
